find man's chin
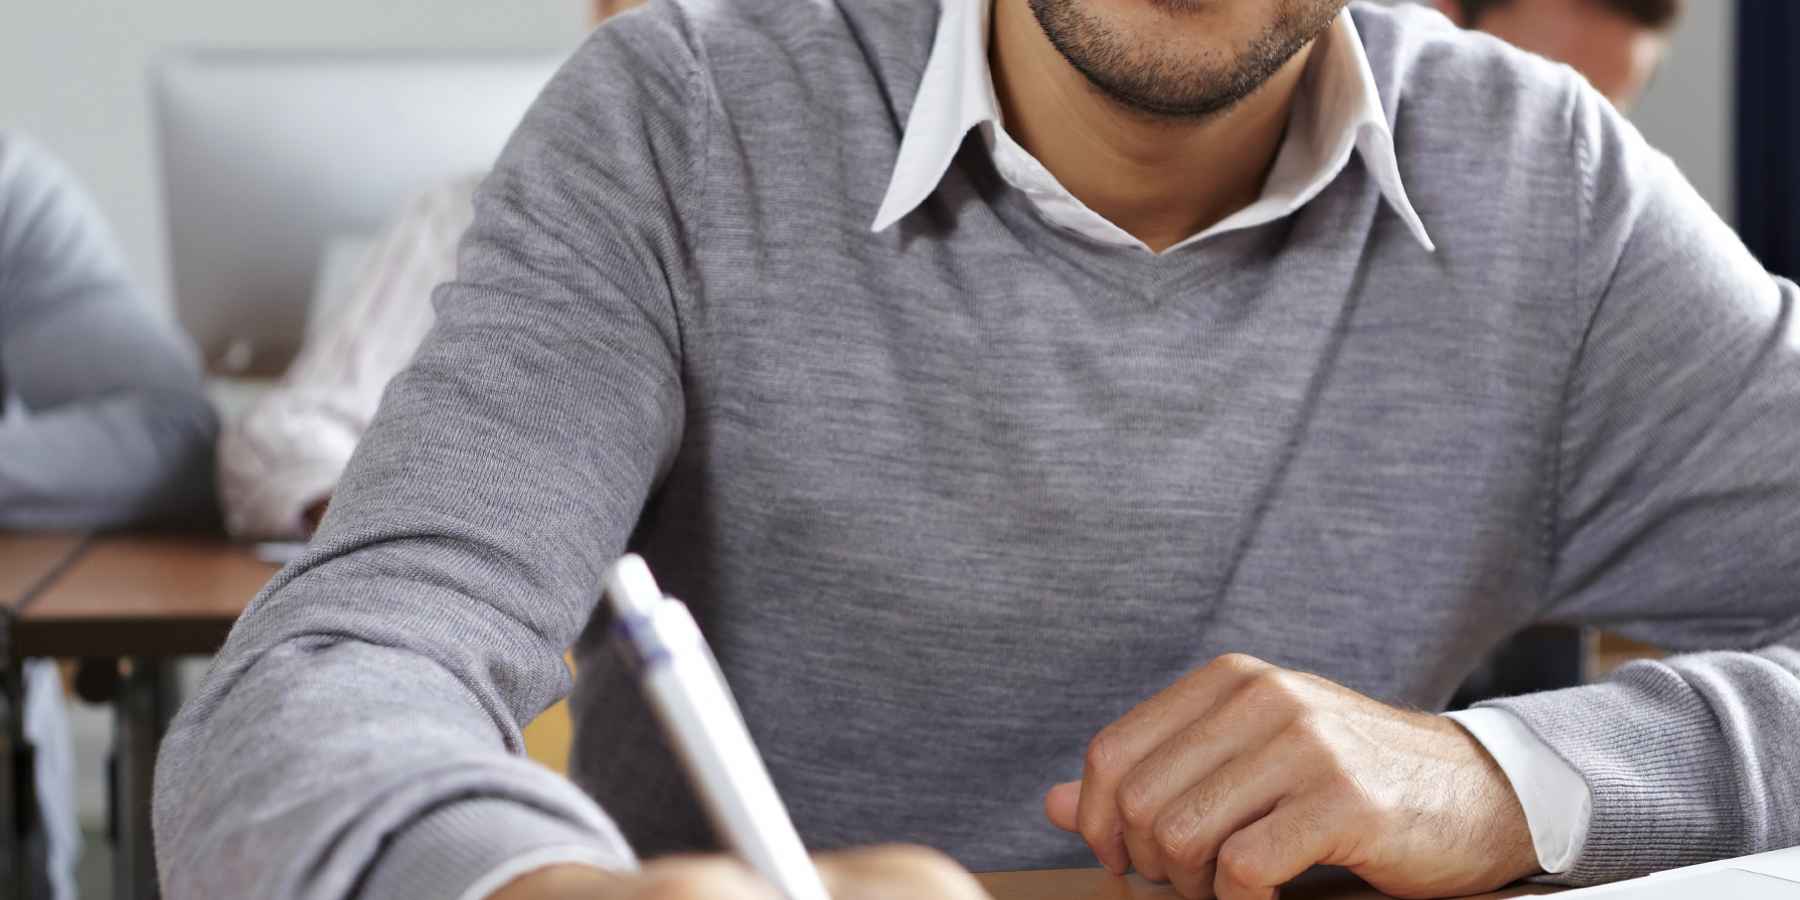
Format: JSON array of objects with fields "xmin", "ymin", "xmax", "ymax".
[
  {"xmin": 1030, "ymin": 0, "xmax": 1341, "ymax": 122},
  {"xmin": 1077, "ymin": 70, "xmax": 1258, "ymax": 122}
]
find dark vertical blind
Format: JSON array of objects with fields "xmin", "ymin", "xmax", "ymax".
[{"xmin": 1736, "ymin": 0, "xmax": 1800, "ymax": 279}]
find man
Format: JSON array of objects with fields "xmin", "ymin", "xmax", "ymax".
[
  {"xmin": 2, "ymin": 132, "xmax": 217, "ymax": 899},
  {"xmin": 1434, "ymin": 0, "xmax": 1679, "ymax": 108},
  {"xmin": 218, "ymin": 0, "xmax": 647, "ymax": 541},
  {"xmin": 156, "ymin": 2, "xmax": 1800, "ymax": 900}
]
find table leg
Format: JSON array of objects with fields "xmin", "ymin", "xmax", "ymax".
[
  {"xmin": 1, "ymin": 654, "xmax": 22, "ymax": 900},
  {"xmin": 113, "ymin": 659, "xmax": 176, "ymax": 900}
]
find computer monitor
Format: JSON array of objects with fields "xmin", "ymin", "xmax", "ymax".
[{"xmin": 152, "ymin": 48, "xmax": 564, "ymax": 374}]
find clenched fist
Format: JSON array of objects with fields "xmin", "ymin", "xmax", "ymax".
[{"xmin": 1045, "ymin": 654, "xmax": 1539, "ymax": 900}]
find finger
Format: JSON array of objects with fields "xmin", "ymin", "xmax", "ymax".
[
  {"xmin": 1077, "ymin": 654, "xmax": 1271, "ymax": 874},
  {"xmin": 1045, "ymin": 780, "xmax": 1081, "ymax": 832},
  {"xmin": 1213, "ymin": 797, "xmax": 1335, "ymax": 900},
  {"xmin": 1168, "ymin": 859, "xmax": 1217, "ymax": 900},
  {"xmin": 1124, "ymin": 809, "xmax": 1170, "ymax": 883},
  {"xmin": 817, "ymin": 845, "xmax": 991, "ymax": 900},
  {"xmin": 1115, "ymin": 685, "xmax": 1298, "ymax": 883},
  {"xmin": 1123, "ymin": 679, "xmax": 1297, "ymax": 819},
  {"xmin": 485, "ymin": 863, "xmax": 626, "ymax": 900},
  {"xmin": 633, "ymin": 856, "xmax": 784, "ymax": 900},
  {"xmin": 1149, "ymin": 736, "xmax": 1302, "ymax": 888},
  {"xmin": 1055, "ymin": 779, "xmax": 1169, "ymax": 884}
]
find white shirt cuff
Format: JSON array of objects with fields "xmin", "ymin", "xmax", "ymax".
[
  {"xmin": 1445, "ymin": 707, "xmax": 1593, "ymax": 875},
  {"xmin": 458, "ymin": 845, "xmax": 621, "ymax": 900}
]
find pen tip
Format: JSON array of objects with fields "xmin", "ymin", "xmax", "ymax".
[{"xmin": 605, "ymin": 553, "xmax": 665, "ymax": 619}]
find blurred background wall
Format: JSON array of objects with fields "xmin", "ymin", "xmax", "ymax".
[
  {"xmin": 1629, "ymin": 0, "xmax": 1735, "ymax": 219},
  {"xmin": 0, "ymin": 0, "xmax": 591, "ymax": 315}
]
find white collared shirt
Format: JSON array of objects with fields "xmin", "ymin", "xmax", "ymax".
[
  {"xmin": 872, "ymin": 3, "xmax": 1434, "ymax": 255},
  {"xmin": 870, "ymin": 0, "xmax": 1590, "ymax": 878}
]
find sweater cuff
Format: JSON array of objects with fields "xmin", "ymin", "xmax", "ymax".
[
  {"xmin": 1480, "ymin": 665, "xmax": 1744, "ymax": 886},
  {"xmin": 360, "ymin": 798, "xmax": 636, "ymax": 900}
]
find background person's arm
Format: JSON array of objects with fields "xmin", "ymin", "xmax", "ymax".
[
  {"xmin": 153, "ymin": 12, "xmax": 710, "ymax": 898},
  {"xmin": 0, "ymin": 134, "xmax": 216, "ymax": 530},
  {"xmin": 217, "ymin": 178, "xmax": 473, "ymax": 540},
  {"xmin": 1476, "ymin": 81, "xmax": 1800, "ymax": 886}
]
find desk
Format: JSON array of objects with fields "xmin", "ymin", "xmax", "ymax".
[
  {"xmin": 7, "ymin": 535, "xmax": 276, "ymax": 900},
  {"xmin": 0, "ymin": 533, "xmax": 86, "ymax": 609},
  {"xmin": 14, "ymin": 535, "xmax": 276, "ymax": 658},
  {"xmin": 976, "ymin": 869, "xmax": 1560, "ymax": 899},
  {"xmin": 0, "ymin": 533, "xmax": 88, "ymax": 898}
]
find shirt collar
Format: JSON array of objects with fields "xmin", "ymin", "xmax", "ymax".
[{"xmin": 871, "ymin": 1, "xmax": 1435, "ymax": 253}]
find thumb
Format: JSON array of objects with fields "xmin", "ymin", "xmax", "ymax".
[{"xmin": 1044, "ymin": 781, "xmax": 1082, "ymax": 832}]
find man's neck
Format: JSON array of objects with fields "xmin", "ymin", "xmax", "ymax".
[{"xmin": 989, "ymin": 1, "xmax": 1315, "ymax": 253}]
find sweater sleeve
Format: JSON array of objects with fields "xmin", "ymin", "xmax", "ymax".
[
  {"xmin": 0, "ymin": 134, "xmax": 217, "ymax": 530},
  {"xmin": 1479, "ymin": 82, "xmax": 1800, "ymax": 885},
  {"xmin": 151, "ymin": 10, "xmax": 706, "ymax": 899}
]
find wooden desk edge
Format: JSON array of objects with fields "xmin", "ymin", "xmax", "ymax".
[
  {"xmin": 10, "ymin": 616, "xmax": 239, "ymax": 660},
  {"xmin": 974, "ymin": 869, "xmax": 1559, "ymax": 900},
  {"xmin": 9, "ymin": 534, "xmax": 275, "ymax": 658},
  {"xmin": 0, "ymin": 532, "xmax": 91, "ymax": 611}
]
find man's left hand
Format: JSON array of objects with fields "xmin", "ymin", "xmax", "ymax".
[{"xmin": 1044, "ymin": 654, "xmax": 1539, "ymax": 900}]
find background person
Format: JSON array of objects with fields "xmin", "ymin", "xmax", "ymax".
[
  {"xmin": 1, "ymin": 131, "xmax": 217, "ymax": 900},
  {"xmin": 1, "ymin": 134, "xmax": 216, "ymax": 531},
  {"xmin": 1433, "ymin": 0, "xmax": 1681, "ymax": 108}
]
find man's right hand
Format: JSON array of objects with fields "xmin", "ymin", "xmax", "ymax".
[{"xmin": 490, "ymin": 845, "xmax": 993, "ymax": 899}]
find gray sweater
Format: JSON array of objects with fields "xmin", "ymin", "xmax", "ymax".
[
  {"xmin": 0, "ymin": 133, "xmax": 216, "ymax": 530},
  {"xmin": 154, "ymin": 3, "xmax": 1800, "ymax": 898}
]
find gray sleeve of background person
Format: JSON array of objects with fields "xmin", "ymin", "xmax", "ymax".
[
  {"xmin": 1478, "ymin": 84, "xmax": 1800, "ymax": 884},
  {"xmin": 152, "ymin": 12, "xmax": 702, "ymax": 900},
  {"xmin": 0, "ymin": 134, "xmax": 216, "ymax": 529}
]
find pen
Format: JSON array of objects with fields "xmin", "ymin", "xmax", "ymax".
[{"xmin": 604, "ymin": 554, "xmax": 832, "ymax": 900}]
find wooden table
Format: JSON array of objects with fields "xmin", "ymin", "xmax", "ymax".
[
  {"xmin": 977, "ymin": 868, "xmax": 1560, "ymax": 899},
  {"xmin": 14, "ymin": 535, "xmax": 277, "ymax": 658},
  {"xmin": 0, "ymin": 532, "xmax": 87, "ymax": 609},
  {"xmin": 5, "ymin": 535, "xmax": 276, "ymax": 900}
]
